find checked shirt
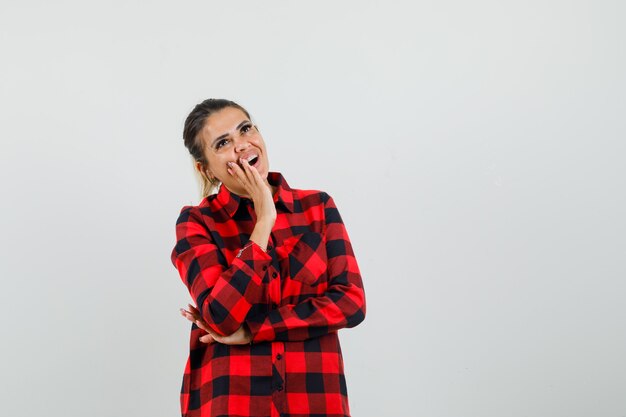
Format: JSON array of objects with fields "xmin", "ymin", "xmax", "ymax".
[{"xmin": 171, "ymin": 172, "xmax": 366, "ymax": 417}]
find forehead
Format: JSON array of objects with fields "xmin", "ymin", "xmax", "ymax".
[{"xmin": 201, "ymin": 107, "xmax": 250, "ymax": 140}]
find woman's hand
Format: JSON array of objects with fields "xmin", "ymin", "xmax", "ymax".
[
  {"xmin": 209, "ymin": 324, "xmax": 252, "ymax": 345},
  {"xmin": 227, "ymin": 159, "xmax": 276, "ymax": 225},
  {"xmin": 180, "ymin": 304, "xmax": 252, "ymax": 345},
  {"xmin": 180, "ymin": 304, "xmax": 215, "ymax": 344}
]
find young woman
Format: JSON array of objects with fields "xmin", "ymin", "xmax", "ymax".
[{"xmin": 171, "ymin": 99, "xmax": 366, "ymax": 417}]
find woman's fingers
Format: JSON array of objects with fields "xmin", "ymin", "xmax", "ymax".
[
  {"xmin": 239, "ymin": 158, "xmax": 259, "ymax": 189},
  {"xmin": 180, "ymin": 308, "xmax": 195, "ymax": 322},
  {"xmin": 241, "ymin": 158, "xmax": 272, "ymax": 197},
  {"xmin": 228, "ymin": 161, "xmax": 253, "ymax": 192},
  {"xmin": 214, "ymin": 325, "xmax": 251, "ymax": 345},
  {"xmin": 180, "ymin": 305, "xmax": 223, "ymax": 345},
  {"xmin": 233, "ymin": 156, "xmax": 262, "ymax": 185},
  {"xmin": 240, "ymin": 158, "xmax": 260, "ymax": 185},
  {"xmin": 229, "ymin": 159, "xmax": 267, "ymax": 198},
  {"xmin": 245, "ymin": 160, "xmax": 267, "ymax": 190},
  {"xmin": 180, "ymin": 306, "xmax": 214, "ymax": 334},
  {"xmin": 194, "ymin": 320, "xmax": 212, "ymax": 333},
  {"xmin": 203, "ymin": 327, "xmax": 226, "ymax": 344},
  {"xmin": 181, "ymin": 305, "xmax": 200, "ymax": 322},
  {"xmin": 187, "ymin": 304, "xmax": 200, "ymax": 317},
  {"xmin": 182, "ymin": 310, "xmax": 206, "ymax": 331},
  {"xmin": 188, "ymin": 324, "xmax": 252, "ymax": 345}
]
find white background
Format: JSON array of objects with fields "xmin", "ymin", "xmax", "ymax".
[{"xmin": 1, "ymin": 1, "xmax": 625, "ymax": 416}]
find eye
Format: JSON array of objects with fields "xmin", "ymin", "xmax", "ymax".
[
  {"xmin": 241, "ymin": 123, "xmax": 253, "ymax": 134},
  {"xmin": 215, "ymin": 138, "xmax": 229, "ymax": 150}
]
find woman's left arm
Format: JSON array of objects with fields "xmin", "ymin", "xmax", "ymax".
[{"xmin": 245, "ymin": 193, "xmax": 366, "ymax": 342}]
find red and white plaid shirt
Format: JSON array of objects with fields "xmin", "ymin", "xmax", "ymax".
[{"xmin": 171, "ymin": 172, "xmax": 366, "ymax": 417}]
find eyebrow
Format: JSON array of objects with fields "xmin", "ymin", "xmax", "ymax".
[{"xmin": 211, "ymin": 120, "xmax": 250, "ymax": 147}]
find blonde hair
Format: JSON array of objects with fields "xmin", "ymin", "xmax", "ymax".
[{"xmin": 195, "ymin": 161, "xmax": 220, "ymax": 198}]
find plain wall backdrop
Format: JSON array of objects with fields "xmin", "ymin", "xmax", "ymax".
[{"xmin": 1, "ymin": 1, "xmax": 625, "ymax": 416}]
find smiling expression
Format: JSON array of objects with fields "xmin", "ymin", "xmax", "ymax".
[{"xmin": 196, "ymin": 106, "xmax": 270, "ymax": 196}]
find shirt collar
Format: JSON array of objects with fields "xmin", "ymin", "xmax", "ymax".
[{"xmin": 205, "ymin": 171, "xmax": 294, "ymax": 218}]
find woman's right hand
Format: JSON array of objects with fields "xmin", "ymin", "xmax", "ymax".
[
  {"xmin": 181, "ymin": 304, "xmax": 252, "ymax": 345},
  {"xmin": 227, "ymin": 158, "xmax": 276, "ymax": 225}
]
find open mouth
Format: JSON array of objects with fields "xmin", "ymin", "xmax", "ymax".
[
  {"xmin": 235, "ymin": 154, "xmax": 259, "ymax": 169},
  {"xmin": 248, "ymin": 155, "xmax": 259, "ymax": 166}
]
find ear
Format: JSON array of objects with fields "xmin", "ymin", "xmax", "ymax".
[{"xmin": 195, "ymin": 161, "xmax": 212, "ymax": 180}]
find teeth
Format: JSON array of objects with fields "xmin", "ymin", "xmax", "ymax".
[{"xmin": 231, "ymin": 155, "xmax": 258, "ymax": 168}]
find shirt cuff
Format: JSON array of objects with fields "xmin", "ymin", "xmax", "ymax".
[
  {"xmin": 246, "ymin": 318, "xmax": 276, "ymax": 343},
  {"xmin": 231, "ymin": 240, "xmax": 272, "ymax": 279}
]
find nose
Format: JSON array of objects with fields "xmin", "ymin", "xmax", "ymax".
[{"xmin": 234, "ymin": 137, "xmax": 250, "ymax": 153}]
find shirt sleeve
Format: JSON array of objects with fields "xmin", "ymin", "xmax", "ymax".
[
  {"xmin": 246, "ymin": 193, "xmax": 366, "ymax": 342},
  {"xmin": 171, "ymin": 206, "xmax": 272, "ymax": 336}
]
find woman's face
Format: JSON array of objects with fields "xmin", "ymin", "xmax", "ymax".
[{"xmin": 197, "ymin": 106, "xmax": 270, "ymax": 196}]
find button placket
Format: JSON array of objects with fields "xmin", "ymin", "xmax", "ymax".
[
  {"xmin": 273, "ymin": 343, "xmax": 286, "ymax": 392},
  {"xmin": 266, "ymin": 236, "xmax": 282, "ymax": 313}
]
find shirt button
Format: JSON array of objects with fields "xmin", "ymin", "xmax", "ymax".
[
  {"xmin": 276, "ymin": 385, "xmax": 283, "ymax": 391},
  {"xmin": 262, "ymin": 265, "xmax": 268, "ymax": 271},
  {"xmin": 267, "ymin": 245, "xmax": 273, "ymax": 251},
  {"xmin": 272, "ymin": 272, "xmax": 277, "ymax": 278},
  {"xmin": 271, "ymin": 303, "xmax": 278, "ymax": 309},
  {"xmin": 276, "ymin": 354, "xmax": 282, "ymax": 360}
]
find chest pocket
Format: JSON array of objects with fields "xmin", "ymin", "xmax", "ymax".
[{"xmin": 277, "ymin": 232, "xmax": 328, "ymax": 286}]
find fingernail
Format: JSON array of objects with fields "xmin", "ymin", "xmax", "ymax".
[
  {"xmin": 227, "ymin": 168, "xmax": 233, "ymax": 175},
  {"xmin": 227, "ymin": 161, "xmax": 233, "ymax": 167}
]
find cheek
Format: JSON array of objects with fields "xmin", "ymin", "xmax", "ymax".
[
  {"xmin": 255, "ymin": 138, "xmax": 268, "ymax": 155},
  {"xmin": 205, "ymin": 156, "xmax": 224, "ymax": 175}
]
